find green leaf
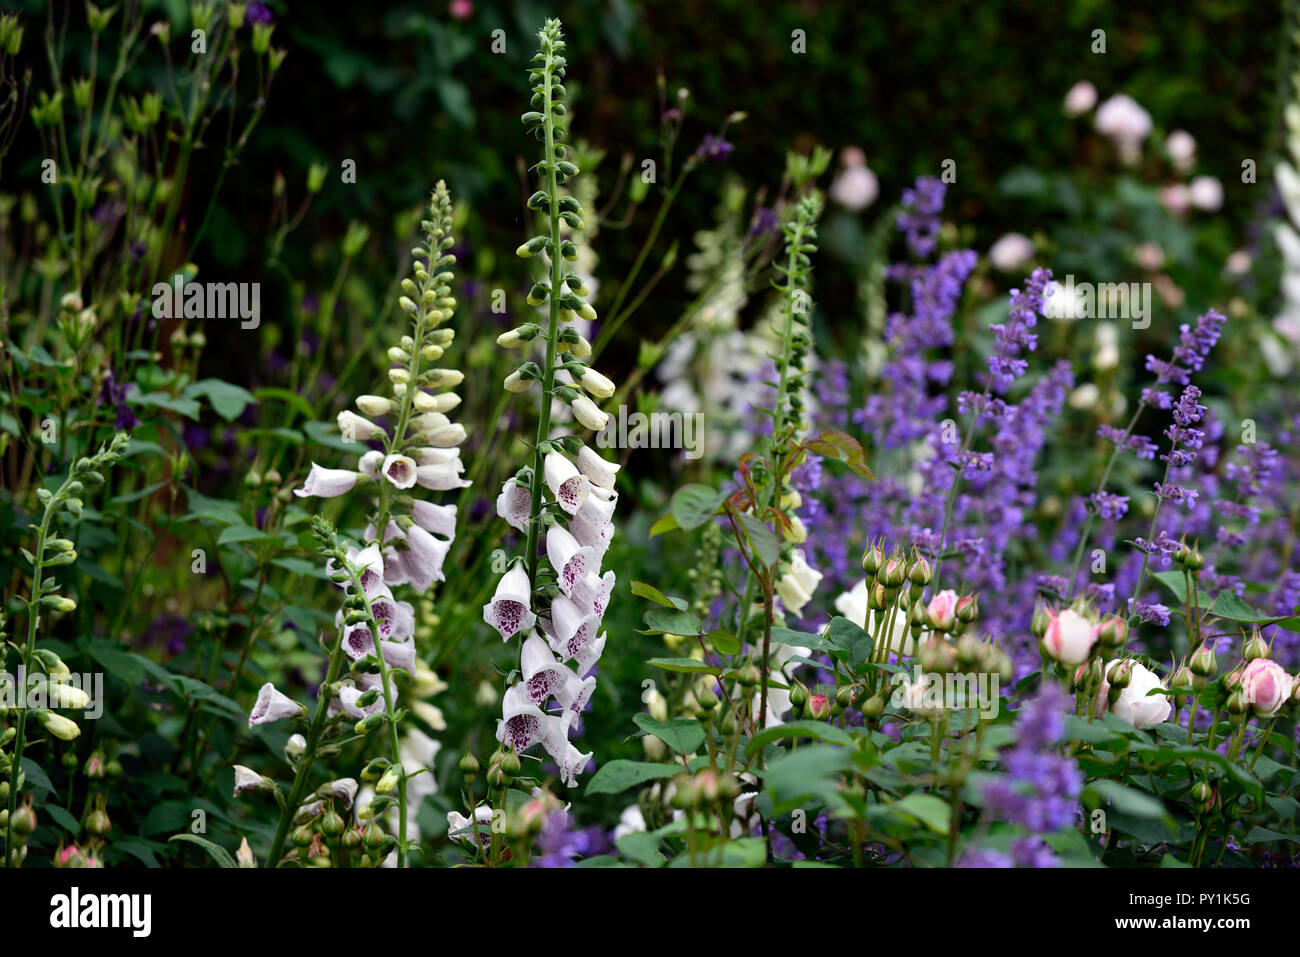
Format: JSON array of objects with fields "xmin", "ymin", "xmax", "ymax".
[
  {"xmin": 825, "ymin": 616, "xmax": 873, "ymax": 669},
  {"xmin": 184, "ymin": 379, "xmax": 258, "ymax": 422},
  {"xmin": 585, "ymin": 760, "xmax": 682, "ymax": 796},
  {"xmin": 632, "ymin": 714, "xmax": 705, "ymax": 755},
  {"xmin": 218, "ymin": 524, "xmax": 276, "ymax": 547},
  {"xmin": 706, "ymin": 628, "xmax": 740, "ymax": 656},
  {"xmin": 133, "ymin": 391, "xmax": 201, "ymax": 421},
  {"xmin": 1209, "ymin": 592, "xmax": 1274, "ymax": 623},
  {"xmin": 1152, "ymin": 570, "xmax": 1189, "ymax": 605},
  {"xmin": 670, "ymin": 483, "xmax": 730, "ymax": 530},
  {"xmin": 1089, "ymin": 780, "xmax": 1169, "ymax": 820},
  {"xmin": 890, "ymin": 793, "xmax": 951, "ymax": 834},
  {"xmin": 746, "ymin": 719, "xmax": 856, "ymax": 755},
  {"xmin": 168, "ymin": 834, "xmax": 239, "ymax": 868},
  {"xmin": 737, "ymin": 512, "xmax": 780, "ymax": 566},
  {"xmin": 764, "ymin": 745, "xmax": 850, "ymax": 814},
  {"xmin": 44, "ymin": 804, "xmax": 81, "ymax": 836},
  {"xmin": 629, "ymin": 581, "xmax": 684, "ymax": 609},
  {"xmin": 641, "ymin": 607, "xmax": 701, "ymax": 636},
  {"xmin": 648, "ymin": 512, "xmax": 680, "ymax": 538},
  {"xmin": 646, "ymin": 657, "xmax": 720, "ymax": 675},
  {"xmin": 252, "ymin": 386, "xmax": 316, "ymax": 421},
  {"xmin": 802, "ymin": 429, "xmax": 875, "ymax": 479}
]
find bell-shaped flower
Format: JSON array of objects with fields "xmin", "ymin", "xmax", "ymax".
[
  {"xmin": 495, "ymin": 684, "xmax": 573, "ymax": 753},
  {"xmin": 496, "ymin": 477, "xmax": 532, "ymax": 532},
  {"xmin": 232, "ymin": 765, "xmax": 268, "ymax": 796},
  {"xmin": 358, "ymin": 450, "xmax": 385, "ymax": 479},
  {"xmin": 381, "ymin": 453, "xmax": 418, "ymax": 489},
  {"xmin": 293, "ymin": 463, "xmax": 362, "ymax": 499},
  {"xmin": 521, "ymin": 632, "xmax": 569, "ymax": 704},
  {"xmin": 543, "ymin": 735, "xmax": 593, "ymax": 788},
  {"xmin": 572, "ymin": 632, "xmax": 607, "ymax": 677},
  {"xmin": 570, "ymin": 395, "xmax": 609, "ymax": 432},
  {"xmin": 337, "ymin": 410, "xmax": 387, "ymax": 442},
  {"xmin": 416, "ymin": 446, "xmax": 461, "ymax": 466},
  {"xmin": 570, "ymin": 485, "xmax": 616, "ymax": 546},
  {"xmin": 572, "ymin": 570, "xmax": 616, "ymax": 619},
  {"xmin": 398, "ymin": 524, "xmax": 451, "ymax": 593},
  {"xmin": 546, "ymin": 526, "xmax": 596, "ymax": 597},
  {"xmin": 410, "ymin": 500, "xmax": 458, "ymax": 538},
  {"xmin": 546, "ymin": 594, "xmax": 600, "ymax": 660},
  {"xmin": 381, "ymin": 637, "xmax": 418, "ymax": 677},
  {"xmin": 416, "ymin": 459, "xmax": 470, "ymax": 491},
  {"xmin": 576, "ymin": 445, "xmax": 620, "ymax": 490},
  {"xmin": 775, "ymin": 549, "xmax": 822, "ymax": 615},
  {"xmin": 334, "ymin": 677, "xmax": 385, "ymax": 720},
  {"xmin": 369, "ymin": 590, "xmax": 416, "ymax": 641},
  {"xmin": 342, "ymin": 622, "xmax": 376, "ymax": 661},
  {"xmin": 544, "ymin": 451, "xmax": 589, "ymax": 515},
  {"xmin": 248, "ymin": 682, "xmax": 305, "ymax": 728},
  {"xmin": 446, "ymin": 806, "xmax": 495, "ymax": 848},
  {"xmin": 483, "ymin": 564, "xmax": 537, "ymax": 640},
  {"xmin": 322, "ymin": 778, "xmax": 359, "ymax": 808}
]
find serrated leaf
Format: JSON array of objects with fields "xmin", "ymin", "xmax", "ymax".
[
  {"xmin": 630, "ymin": 581, "xmax": 683, "ymax": 609},
  {"xmin": 585, "ymin": 760, "xmax": 682, "ymax": 796},
  {"xmin": 632, "ymin": 714, "xmax": 705, "ymax": 755},
  {"xmin": 646, "ymin": 657, "xmax": 720, "ymax": 675},
  {"xmin": 642, "ymin": 606, "xmax": 701, "ymax": 636},
  {"xmin": 737, "ymin": 512, "xmax": 779, "ymax": 566},
  {"xmin": 803, "ymin": 429, "xmax": 875, "ymax": 479}
]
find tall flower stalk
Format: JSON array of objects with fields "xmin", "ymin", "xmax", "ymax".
[
  {"xmin": 273, "ymin": 183, "xmax": 467, "ymax": 866},
  {"xmin": 483, "ymin": 19, "xmax": 619, "ymax": 823},
  {"xmin": 2, "ymin": 432, "xmax": 130, "ymax": 868}
]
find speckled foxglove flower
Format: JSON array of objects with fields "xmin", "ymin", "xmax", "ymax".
[
  {"xmin": 447, "ymin": 806, "xmax": 495, "ymax": 847},
  {"xmin": 294, "ymin": 463, "xmax": 365, "ymax": 499},
  {"xmin": 484, "ymin": 564, "xmax": 538, "ymax": 640},
  {"xmin": 496, "ymin": 476, "xmax": 532, "ymax": 532},
  {"xmin": 232, "ymin": 765, "xmax": 269, "ymax": 796},
  {"xmin": 248, "ymin": 682, "xmax": 304, "ymax": 728},
  {"xmin": 478, "ymin": 19, "xmax": 618, "ymax": 795},
  {"xmin": 544, "ymin": 451, "xmax": 590, "ymax": 514}
]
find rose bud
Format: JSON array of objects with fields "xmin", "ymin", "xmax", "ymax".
[{"xmin": 1041, "ymin": 608, "xmax": 1099, "ymax": 665}]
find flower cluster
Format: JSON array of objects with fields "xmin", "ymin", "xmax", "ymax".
[{"xmin": 484, "ymin": 18, "xmax": 619, "ymax": 789}]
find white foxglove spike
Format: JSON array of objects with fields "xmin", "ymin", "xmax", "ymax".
[
  {"xmin": 547, "ymin": 594, "xmax": 601, "ymax": 660},
  {"xmin": 496, "ymin": 477, "xmax": 532, "ymax": 532},
  {"xmin": 576, "ymin": 445, "xmax": 620, "ymax": 489},
  {"xmin": 381, "ymin": 454, "xmax": 418, "ymax": 489},
  {"xmin": 410, "ymin": 500, "xmax": 458, "ymax": 538},
  {"xmin": 546, "ymin": 525, "xmax": 596, "ymax": 597},
  {"xmin": 248, "ymin": 682, "xmax": 305, "ymax": 728},
  {"xmin": 483, "ymin": 564, "xmax": 537, "ymax": 640},
  {"xmin": 543, "ymin": 452, "xmax": 589, "ymax": 515},
  {"xmin": 293, "ymin": 464, "xmax": 362, "ymax": 499}
]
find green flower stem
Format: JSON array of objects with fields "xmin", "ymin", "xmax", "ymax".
[
  {"xmin": 522, "ymin": 49, "xmax": 565, "ymax": 593},
  {"xmin": 265, "ymin": 634, "xmax": 348, "ymax": 868}
]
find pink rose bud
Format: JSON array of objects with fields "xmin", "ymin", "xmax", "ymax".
[
  {"xmin": 1041, "ymin": 608, "xmax": 1099, "ymax": 665},
  {"xmin": 925, "ymin": 589, "xmax": 959, "ymax": 631},
  {"xmin": 808, "ymin": 693, "xmax": 830, "ymax": 720},
  {"xmin": 1240, "ymin": 658, "xmax": 1293, "ymax": 718}
]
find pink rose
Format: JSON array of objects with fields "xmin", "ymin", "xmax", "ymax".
[
  {"xmin": 1042, "ymin": 609, "xmax": 1098, "ymax": 665},
  {"xmin": 1241, "ymin": 659, "xmax": 1293, "ymax": 718},
  {"xmin": 926, "ymin": 589, "xmax": 958, "ymax": 631}
]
